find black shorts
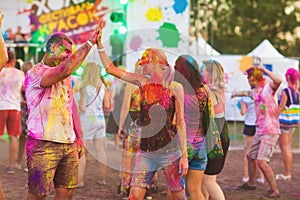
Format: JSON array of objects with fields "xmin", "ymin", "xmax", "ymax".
[{"xmin": 243, "ymin": 125, "xmax": 256, "ymax": 137}]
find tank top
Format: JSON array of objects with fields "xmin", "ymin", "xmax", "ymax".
[{"xmin": 138, "ymin": 82, "xmax": 178, "ymax": 152}]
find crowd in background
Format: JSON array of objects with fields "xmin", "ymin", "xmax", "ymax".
[{"xmin": 0, "ymin": 10, "xmax": 299, "ymax": 200}]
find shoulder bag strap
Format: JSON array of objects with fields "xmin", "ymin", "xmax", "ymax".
[
  {"xmin": 287, "ymin": 88, "xmax": 294, "ymax": 105},
  {"xmin": 86, "ymin": 84, "xmax": 102, "ymax": 107}
]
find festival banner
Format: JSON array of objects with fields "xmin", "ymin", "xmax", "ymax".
[{"xmin": 1, "ymin": 0, "xmax": 120, "ymax": 45}]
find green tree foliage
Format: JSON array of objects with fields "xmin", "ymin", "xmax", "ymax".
[{"xmin": 193, "ymin": 0, "xmax": 299, "ymax": 56}]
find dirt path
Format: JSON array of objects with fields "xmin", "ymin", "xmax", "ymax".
[{"xmin": 0, "ymin": 139, "xmax": 299, "ymax": 200}]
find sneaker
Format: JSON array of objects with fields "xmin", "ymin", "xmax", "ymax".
[
  {"xmin": 242, "ymin": 177, "xmax": 249, "ymax": 183},
  {"xmin": 238, "ymin": 183, "xmax": 256, "ymax": 190},
  {"xmin": 256, "ymin": 177, "xmax": 265, "ymax": 184},
  {"xmin": 263, "ymin": 190, "xmax": 280, "ymax": 199},
  {"xmin": 6, "ymin": 167, "xmax": 14, "ymax": 174},
  {"xmin": 97, "ymin": 180, "xmax": 107, "ymax": 186},
  {"xmin": 15, "ymin": 162, "xmax": 22, "ymax": 170},
  {"xmin": 275, "ymin": 173, "xmax": 291, "ymax": 181}
]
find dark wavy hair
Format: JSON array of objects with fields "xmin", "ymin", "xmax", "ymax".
[{"xmin": 174, "ymin": 55, "xmax": 203, "ymax": 94}]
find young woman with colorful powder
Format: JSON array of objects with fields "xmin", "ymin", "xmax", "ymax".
[
  {"xmin": 77, "ymin": 62, "xmax": 111, "ymax": 187},
  {"xmin": 276, "ymin": 68, "xmax": 299, "ymax": 181},
  {"xmin": 96, "ymin": 20, "xmax": 188, "ymax": 200},
  {"xmin": 200, "ymin": 60, "xmax": 230, "ymax": 200},
  {"xmin": 174, "ymin": 55, "xmax": 213, "ymax": 200}
]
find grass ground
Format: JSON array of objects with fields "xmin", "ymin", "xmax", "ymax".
[
  {"xmin": 227, "ymin": 121, "xmax": 300, "ymax": 150},
  {"xmin": 106, "ymin": 121, "xmax": 300, "ymax": 150}
]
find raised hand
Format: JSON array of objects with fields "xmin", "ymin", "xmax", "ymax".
[
  {"xmin": 89, "ymin": 21, "xmax": 102, "ymax": 44},
  {"xmin": 96, "ymin": 18, "xmax": 105, "ymax": 46},
  {"xmin": 257, "ymin": 57, "xmax": 265, "ymax": 71}
]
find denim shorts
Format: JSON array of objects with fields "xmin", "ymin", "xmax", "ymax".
[
  {"xmin": 188, "ymin": 142, "xmax": 207, "ymax": 171},
  {"xmin": 26, "ymin": 136, "xmax": 79, "ymax": 195},
  {"xmin": 131, "ymin": 150, "xmax": 184, "ymax": 192}
]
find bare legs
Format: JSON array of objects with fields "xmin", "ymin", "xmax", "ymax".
[
  {"xmin": 0, "ymin": 180, "xmax": 6, "ymax": 200},
  {"xmin": 27, "ymin": 188, "xmax": 74, "ymax": 200},
  {"xmin": 8, "ymin": 135, "xmax": 18, "ymax": 169},
  {"xmin": 114, "ymin": 133, "xmax": 120, "ymax": 147},
  {"xmin": 78, "ymin": 137, "xmax": 107, "ymax": 186},
  {"xmin": 95, "ymin": 137, "xmax": 107, "ymax": 183},
  {"xmin": 202, "ymin": 175, "xmax": 225, "ymax": 200},
  {"xmin": 128, "ymin": 187, "xmax": 147, "ymax": 200},
  {"xmin": 16, "ymin": 134, "xmax": 26, "ymax": 168},
  {"xmin": 186, "ymin": 169, "xmax": 205, "ymax": 200},
  {"xmin": 278, "ymin": 133, "xmax": 293, "ymax": 177},
  {"xmin": 257, "ymin": 159, "xmax": 279, "ymax": 192},
  {"xmin": 243, "ymin": 135, "xmax": 264, "ymax": 181},
  {"xmin": 77, "ymin": 153, "xmax": 86, "ymax": 187},
  {"xmin": 247, "ymin": 155, "xmax": 258, "ymax": 186},
  {"xmin": 243, "ymin": 135, "xmax": 252, "ymax": 179},
  {"xmin": 247, "ymin": 155, "xmax": 279, "ymax": 192},
  {"xmin": 129, "ymin": 187, "xmax": 186, "ymax": 200},
  {"xmin": 54, "ymin": 188, "xmax": 75, "ymax": 200}
]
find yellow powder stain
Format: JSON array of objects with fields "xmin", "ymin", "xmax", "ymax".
[
  {"xmin": 145, "ymin": 7, "xmax": 163, "ymax": 22},
  {"xmin": 238, "ymin": 56, "xmax": 254, "ymax": 72}
]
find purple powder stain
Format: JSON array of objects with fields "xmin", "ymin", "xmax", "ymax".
[{"xmin": 129, "ymin": 36, "xmax": 143, "ymax": 51}]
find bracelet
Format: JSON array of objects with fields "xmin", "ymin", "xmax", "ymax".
[
  {"xmin": 97, "ymin": 48, "xmax": 105, "ymax": 53},
  {"xmin": 87, "ymin": 40, "xmax": 93, "ymax": 47}
]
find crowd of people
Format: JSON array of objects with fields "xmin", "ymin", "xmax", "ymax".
[
  {"xmin": 2, "ymin": 21, "xmax": 42, "ymax": 65},
  {"xmin": 0, "ymin": 10, "xmax": 299, "ymax": 200}
]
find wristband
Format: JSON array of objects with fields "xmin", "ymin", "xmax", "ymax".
[
  {"xmin": 87, "ymin": 40, "xmax": 93, "ymax": 47},
  {"xmin": 97, "ymin": 48, "xmax": 105, "ymax": 53}
]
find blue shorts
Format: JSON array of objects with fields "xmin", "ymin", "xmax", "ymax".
[
  {"xmin": 188, "ymin": 142, "xmax": 207, "ymax": 171},
  {"xmin": 131, "ymin": 150, "xmax": 184, "ymax": 192}
]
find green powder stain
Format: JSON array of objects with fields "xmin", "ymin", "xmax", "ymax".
[{"xmin": 157, "ymin": 22, "xmax": 181, "ymax": 48}]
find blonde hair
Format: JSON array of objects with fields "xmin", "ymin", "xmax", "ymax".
[
  {"xmin": 202, "ymin": 60, "xmax": 225, "ymax": 92},
  {"xmin": 80, "ymin": 62, "xmax": 101, "ymax": 88},
  {"xmin": 139, "ymin": 48, "xmax": 174, "ymax": 87}
]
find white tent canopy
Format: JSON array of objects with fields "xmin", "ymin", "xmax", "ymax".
[
  {"xmin": 189, "ymin": 38, "xmax": 220, "ymax": 56},
  {"xmin": 210, "ymin": 39, "xmax": 299, "ymax": 121},
  {"xmin": 247, "ymin": 39, "xmax": 284, "ymax": 58}
]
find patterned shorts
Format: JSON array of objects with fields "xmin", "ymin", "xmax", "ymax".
[
  {"xmin": 247, "ymin": 134, "xmax": 280, "ymax": 163},
  {"xmin": 26, "ymin": 136, "xmax": 79, "ymax": 195}
]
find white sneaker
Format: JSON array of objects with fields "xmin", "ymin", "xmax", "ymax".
[
  {"xmin": 15, "ymin": 162, "xmax": 22, "ymax": 170},
  {"xmin": 242, "ymin": 177, "xmax": 249, "ymax": 183},
  {"xmin": 275, "ymin": 174, "xmax": 291, "ymax": 181},
  {"xmin": 256, "ymin": 178, "xmax": 265, "ymax": 184}
]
